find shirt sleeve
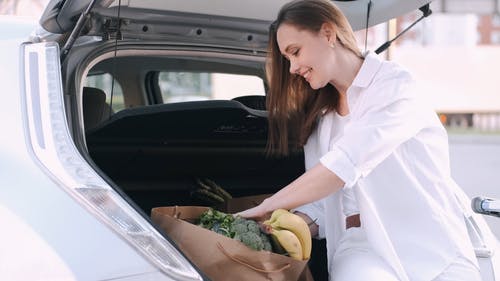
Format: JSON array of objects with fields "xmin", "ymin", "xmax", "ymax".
[
  {"xmin": 320, "ymin": 75, "xmax": 429, "ymax": 188},
  {"xmin": 292, "ymin": 200, "xmax": 326, "ymax": 239}
]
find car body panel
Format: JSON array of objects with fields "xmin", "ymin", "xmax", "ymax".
[
  {"xmin": 0, "ymin": 39, "xmax": 173, "ymax": 281},
  {"xmin": 40, "ymin": 0, "xmax": 433, "ymax": 34}
]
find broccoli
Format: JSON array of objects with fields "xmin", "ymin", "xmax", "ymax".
[
  {"xmin": 231, "ymin": 220, "xmax": 248, "ymax": 234},
  {"xmin": 238, "ymin": 232, "xmax": 263, "ymax": 251},
  {"xmin": 197, "ymin": 208, "xmax": 273, "ymax": 252},
  {"xmin": 260, "ymin": 233, "xmax": 273, "ymax": 252},
  {"xmin": 230, "ymin": 215, "xmax": 272, "ymax": 251},
  {"xmin": 198, "ymin": 208, "xmax": 234, "ymax": 237},
  {"xmin": 246, "ymin": 220, "xmax": 260, "ymax": 233}
]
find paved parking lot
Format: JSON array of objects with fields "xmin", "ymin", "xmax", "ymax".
[{"xmin": 449, "ymin": 134, "xmax": 500, "ymax": 236}]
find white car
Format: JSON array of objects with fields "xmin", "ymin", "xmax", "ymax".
[{"xmin": 0, "ymin": 0, "xmax": 498, "ymax": 280}]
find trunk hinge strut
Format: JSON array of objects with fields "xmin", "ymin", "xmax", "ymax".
[
  {"xmin": 375, "ymin": 4, "xmax": 432, "ymax": 54},
  {"xmin": 60, "ymin": 0, "xmax": 100, "ymax": 61}
]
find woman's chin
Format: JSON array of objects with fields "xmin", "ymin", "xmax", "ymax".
[{"xmin": 307, "ymin": 80, "xmax": 323, "ymax": 90}]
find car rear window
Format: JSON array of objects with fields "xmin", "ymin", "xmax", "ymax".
[{"xmin": 158, "ymin": 72, "xmax": 265, "ymax": 103}]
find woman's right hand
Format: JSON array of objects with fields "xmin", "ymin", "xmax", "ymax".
[{"xmin": 235, "ymin": 201, "xmax": 271, "ymax": 221}]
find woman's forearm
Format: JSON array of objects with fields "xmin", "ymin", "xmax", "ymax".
[{"xmin": 261, "ymin": 163, "xmax": 345, "ymax": 213}]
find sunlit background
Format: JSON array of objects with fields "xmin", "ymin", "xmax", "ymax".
[
  {"xmin": 2, "ymin": 0, "xmax": 499, "ymax": 133},
  {"xmin": 355, "ymin": 0, "xmax": 500, "ymax": 134}
]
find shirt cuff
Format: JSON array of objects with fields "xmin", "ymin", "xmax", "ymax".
[
  {"xmin": 292, "ymin": 203, "xmax": 326, "ymax": 239},
  {"xmin": 319, "ymin": 144, "xmax": 361, "ymax": 188}
]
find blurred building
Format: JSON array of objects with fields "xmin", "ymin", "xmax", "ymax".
[
  {"xmin": 478, "ymin": 14, "xmax": 500, "ymax": 44},
  {"xmin": 363, "ymin": 0, "xmax": 500, "ymax": 132}
]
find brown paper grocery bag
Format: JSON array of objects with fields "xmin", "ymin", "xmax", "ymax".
[{"xmin": 151, "ymin": 205, "xmax": 311, "ymax": 281}]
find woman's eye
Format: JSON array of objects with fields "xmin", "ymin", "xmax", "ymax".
[{"xmin": 292, "ymin": 49, "xmax": 299, "ymax": 56}]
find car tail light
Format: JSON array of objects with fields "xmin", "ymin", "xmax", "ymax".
[{"xmin": 20, "ymin": 42, "xmax": 202, "ymax": 281}]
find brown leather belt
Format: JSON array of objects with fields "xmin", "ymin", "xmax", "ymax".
[{"xmin": 346, "ymin": 214, "xmax": 361, "ymax": 229}]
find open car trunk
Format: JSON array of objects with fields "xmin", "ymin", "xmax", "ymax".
[
  {"xmin": 85, "ymin": 99, "xmax": 305, "ymax": 213},
  {"xmin": 83, "ymin": 93, "xmax": 332, "ymax": 281}
]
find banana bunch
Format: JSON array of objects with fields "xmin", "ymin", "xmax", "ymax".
[
  {"xmin": 262, "ymin": 209, "xmax": 312, "ymax": 260},
  {"xmin": 191, "ymin": 178, "xmax": 232, "ymax": 205}
]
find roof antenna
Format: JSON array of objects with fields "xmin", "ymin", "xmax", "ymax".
[
  {"xmin": 109, "ymin": 0, "xmax": 122, "ymax": 120},
  {"xmin": 364, "ymin": 0, "xmax": 372, "ymax": 54},
  {"xmin": 375, "ymin": 4, "xmax": 432, "ymax": 54}
]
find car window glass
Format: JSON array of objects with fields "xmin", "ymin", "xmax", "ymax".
[
  {"xmin": 158, "ymin": 72, "xmax": 265, "ymax": 103},
  {"xmin": 84, "ymin": 73, "xmax": 126, "ymax": 112}
]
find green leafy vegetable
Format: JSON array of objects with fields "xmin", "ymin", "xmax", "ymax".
[{"xmin": 197, "ymin": 208, "xmax": 272, "ymax": 251}]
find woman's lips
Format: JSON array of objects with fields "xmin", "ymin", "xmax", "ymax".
[{"xmin": 302, "ymin": 68, "xmax": 312, "ymax": 81}]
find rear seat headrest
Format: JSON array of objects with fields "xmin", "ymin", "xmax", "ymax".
[
  {"xmin": 83, "ymin": 87, "xmax": 112, "ymax": 131},
  {"xmin": 232, "ymin": 95, "xmax": 266, "ymax": 110}
]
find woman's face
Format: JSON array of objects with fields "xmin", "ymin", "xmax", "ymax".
[{"xmin": 276, "ymin": 23, "xmax": 337, "ymax": 90}]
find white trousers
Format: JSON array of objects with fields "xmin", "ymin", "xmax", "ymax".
[
  {"xmin": 330, "ymin": 227, "xmax": 399, "ymax": 281},
  {"xmin": 431, "ymin": 256, "xmax": 481, "ymax": 281},
  {"xmin": 329, "ymin": 227, "xmax": 481, "ymax": 281}
]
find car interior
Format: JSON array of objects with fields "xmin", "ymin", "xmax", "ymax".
[{"xmin": 80, "ymin": 53, "xmax": 302, "ymax": 209}]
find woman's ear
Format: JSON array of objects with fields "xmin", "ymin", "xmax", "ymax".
[{"xmin": 320, "ymin": 22, "xmax": 337, "ymax": 45}]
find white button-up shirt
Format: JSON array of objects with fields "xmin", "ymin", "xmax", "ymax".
[{"xmin": 295, "ymin": 52, "xmax": 484, "ymax": 281}]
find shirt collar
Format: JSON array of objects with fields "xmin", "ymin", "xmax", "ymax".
[{"xmin": 350, "ymin": 51, "xmax": 383, "ymax": 88}]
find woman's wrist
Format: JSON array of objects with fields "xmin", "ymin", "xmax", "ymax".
[{"xmin": 260, "ymin": 198, "xmax": 273, "ymax": 215}]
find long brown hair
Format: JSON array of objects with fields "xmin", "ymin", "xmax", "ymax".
[{"xmin": 266, "ymin": 0, "xmax": 362, "ymax": 156}]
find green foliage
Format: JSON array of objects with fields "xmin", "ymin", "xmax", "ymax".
[
  {"xmin": 198, "ymin": 208, "xmax": 234, "ymax": 237},
  {"xmin": 198, "ymin": 208, "xmax": 272, "ymax": 251}
]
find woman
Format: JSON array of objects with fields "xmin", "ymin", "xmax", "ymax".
[{"xmin": 237, "ymin": 0, "xmax": 487, "ymax": 280}]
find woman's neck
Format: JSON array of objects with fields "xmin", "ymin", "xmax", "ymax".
[
  {"xmin": 337, "ymin": 92, "xmax": 349, "ymax": 116},
  {"xmin": 330, "ymin": 49, "xmax": 364, "ymax": 95}
]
